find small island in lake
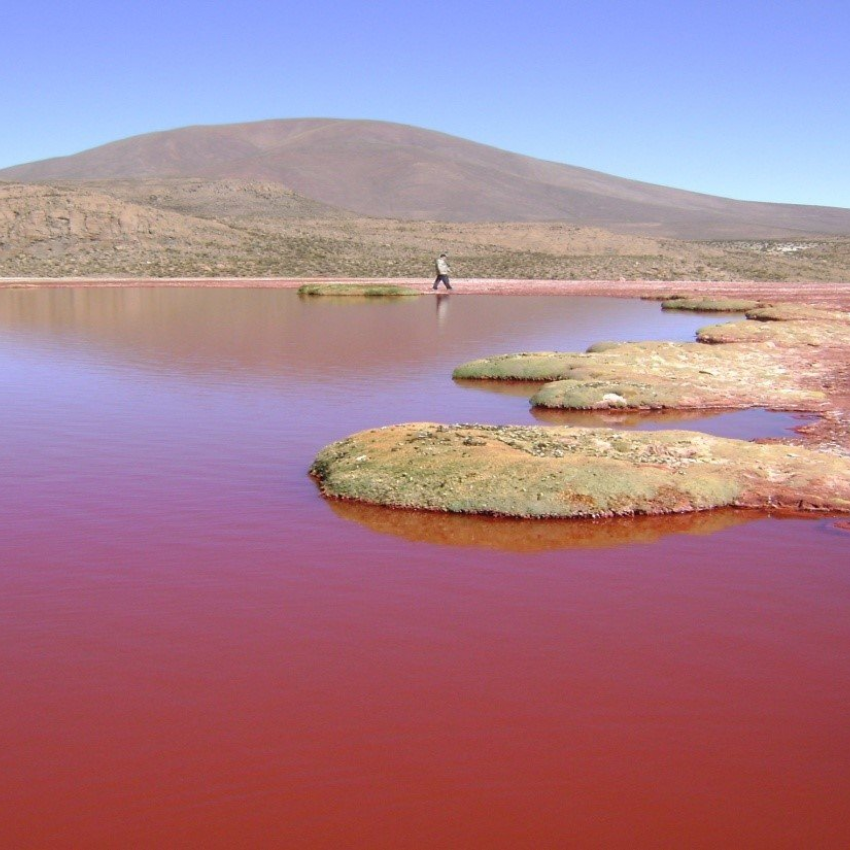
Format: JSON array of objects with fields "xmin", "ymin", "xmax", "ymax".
[{"xmin": 313, "ymin": 301, "xmax": 850, "ymax": 519}]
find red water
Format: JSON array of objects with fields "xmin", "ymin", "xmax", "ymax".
[{"xmin": 1, "ymin": 289, "xmax": 847, "ymax": 849}]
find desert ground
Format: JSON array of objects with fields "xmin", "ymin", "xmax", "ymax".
[{"xmin": 3, "ymin": 181, "xmax": 850, "ymax": 282}]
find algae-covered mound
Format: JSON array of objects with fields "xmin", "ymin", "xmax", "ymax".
[
  {"xmin": 661, "ymin": 297, "xmax": 761, "ymax": 312},
  {"xmin": 531, "ymin": 379, "xmax": 697, "ymax": 410},
  {"xmin": 696, "ymin": 303, "xmax": 850, "ymax": 345},
  {"xmin": 310, "ymin": 423, "xmax": 850, "ymax": 518},
  {"xmin": 746, "ymin": 304, "xmax": 850, "ymax": 324},
  {"xmin": 454, "ymin": 341, "xmax": 824, "ymax": 411},
  {"xmin": 298, "ymin": 283, "xmax": 420, "ymax": 297},
  {"xmin": 640, "ymin": 293, "xmax": 692, "ymax": 302},
  {"xmin": 697, "ymin": 317, "xmax": 850, "ymax": 346},
  {"xmin": 454, "ymin": 351, "xmax": 582, "ymax": 381},
  {"xmin": 585, "ymin": 341, "xmax": 624, "ymax": 353}
]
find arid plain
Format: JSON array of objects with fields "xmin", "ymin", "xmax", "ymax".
[{"xmin": 3, "ymin": 179, "xmax": 850, "ymax": 282}]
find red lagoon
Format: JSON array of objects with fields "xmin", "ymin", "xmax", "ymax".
[{"xmin": 0, "ymin": 288, "xmax": 847, "ymax": 848}]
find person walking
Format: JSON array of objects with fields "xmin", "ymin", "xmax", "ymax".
[{"xmin": 433, "ymin": 253, "xmax": 453, "ymax": 290}]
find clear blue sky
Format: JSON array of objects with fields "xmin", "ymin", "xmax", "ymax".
[{"xmin": 3, "ymin": 0, "xmax": 848, "ymax": 208}]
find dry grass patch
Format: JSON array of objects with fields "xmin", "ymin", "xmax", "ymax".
[
  {"xmin": 661, "ymin": 297, "xmax": 762, "ymax": 312},
  {"xmin": 454, "ymin": 341, "xmax": 825, "ymax": 411},
  {"xmin": 311, "ymin": 423, "xmax": 850, "ymax": 518},
  {"xmin": 697, "ymin": 316, "xmax": 850, "ymax": 346},
  {"xmin": 297, "ymin": 283, "xmax": 420, "ymax": 297}
]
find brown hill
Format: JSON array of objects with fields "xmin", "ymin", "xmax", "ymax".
[
  {"xmin": 78, "ymin": 177, "xmax": 351, "ymax": 226},
  {"xmin": 3, "ymin": 119, "xmax": 849, "ymax": 240},
  {"xmin": 3, "ymin": 179, "xmax": 850, "ymax": 282}
]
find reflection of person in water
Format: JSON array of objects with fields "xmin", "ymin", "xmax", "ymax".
[
  {"xmin": 433, "ymin": 253, "xmax": 452, "ymax": 290},
  {"xmin": 435, "ymin": 292, "xmax": 449, "ymax": 330}
]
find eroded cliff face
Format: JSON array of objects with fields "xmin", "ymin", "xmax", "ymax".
[
  {"xmin": 0, "ymin": 183, "xmax": 252, "ymax": 276},
  {"xmin": 0, "ymin": 184, "xmax": 240, "ymax": 245}
]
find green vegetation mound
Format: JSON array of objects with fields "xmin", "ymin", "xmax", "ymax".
[
  {"xmin": 746, "ymin": 305, "xmax": 850, "ymax": 323},
  {"xmin": 454, "ymin": 341, "xmax": 824, "ymax": 411},
  {"xmin": 531, "ymin": 379, "xmax": 690, "ymax": 410},
  {"xmin": 697, "ymin": 318, "xmax": 850, "ymax": 346},
  {"xmin": 453, "ymin": 351, "xmax": 579, "ymax": 381},
  {"xmin": 585, "ymin": 341, "xmax": 623, "ymax": 353},
  {"xmin": 640, "ymin": 293, "xmax": 692, "ymax": 302},
  {"xmin": 311, "ymin": 423, "xmax": 850, "ymax": 518},
  {"xmin": 297, "ymin": 283, "xmax": 420, "ymax": 297},
  {"xmin": 662, "ymin": 297, "xmax": 761, "ymax": 312}
]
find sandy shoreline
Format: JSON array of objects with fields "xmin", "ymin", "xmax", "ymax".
[{"xmin": 3, "ymin": 276, "xmax": 850, "ymax": 307}]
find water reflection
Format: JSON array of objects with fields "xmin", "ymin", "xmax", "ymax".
[
  {"xmin": 326, "ymin": 499, "xmax": 762, "ymax": 552},
  {"xmin": 453, "ymin": 378, "xmax": 546, "ymax": 398},
  {"xmin": 0, "ymin": 287, "xmax": 716, "ymax": 381},
  {"xmin": 454, "ymin": 377, "xmax": 815, "ymax": 439},
  {"xmin": 3, "ymin": 286, "xmax": 850, "ymax": 848},
  {"xmin": 0, "ymin": 286, "xmax": 431, "ymax": 377},
  {"xmin": 532, "ymin": 406, "xmax": 732, "ymax": 428},
  {"xmin": 532, "ymin": 405, "xmax": 815, "ymax": 439},
  {"xmin": 435, "ymin": 292, "xmax": 450, "ymax": 333}
]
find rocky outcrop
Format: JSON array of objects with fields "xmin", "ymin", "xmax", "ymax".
[
  {"xmin": 0, "ymin": 183, "xmax": 253, "ymax": 276},
  {"xmin": 0, "ymin": 183, "xmax": 240, "ymax": 244}
]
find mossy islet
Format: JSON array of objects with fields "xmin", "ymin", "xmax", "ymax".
[
  {"xmin": 661, "ymin": 297, "xmax": 762, "ymax": 312},
  {"xmin": 311, "ymin": 423, "xmax": 850, "ymax": 518},
  {"xmin": 312, "ymin": 302, "xmax": 850, "ymax": 520},
  {"xmin": 298, "ymin": 283, "xmax": 420, "ymax": 297}
]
